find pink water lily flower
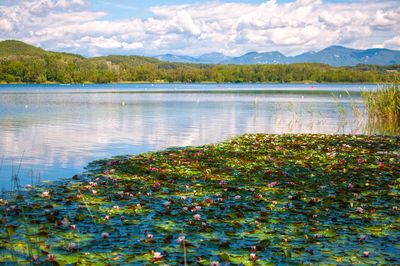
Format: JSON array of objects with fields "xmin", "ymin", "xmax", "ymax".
[
  {"xmin": 153, "ymin": 252, "xmax": 162, "ymax": 261},
  {"xmin": 42, "ymin": 191, "xmax": 50, "ymax": 198},
  {"xmin": 25, "ymin": 184, "xmax": 31, "ymax": 189},
  {"xmin": 250, "ymin": 253, "xmax": 257, "ymax": 261},
  {"xmin": 46, "ymin": 254, "xmax": 56, "ymax": 262},
  {"xmin": 211, "ymin": 262, "xmax": 220, "ymax": 266},
  {"xmin": 101, "ymin": 232, "xmax": 109, "ymax": 239},
  {"xmin": 193, "ymin": 214, "xmax": 201, "ymax": 221},
  {"xmin": 268, "ymin": 182, "xmax": 278, "ymax": 188}
]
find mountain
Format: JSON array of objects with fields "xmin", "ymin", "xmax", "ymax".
[
  {"xmin": 154, "ymin": 52, "xmax": 231, "ymax": 64},
  {"xmin": 0, "ymin": 40, "xmax": 46, "ymax": 56},
  {"xmin": 292, "ymin": 46, "xmax": 400, "ymax": 66},
  {"xmin": 197, "ymin": 52, "xmax": 230, "ymax": 64},
  {"xmin": 222, "ymin": 51, "xmax": 288, "ymax": 64},
  {"xmin": 153, "ymin": 54, "xmax": 201, "ymax": 64},
  {"xmin": 3, "ymin": 40, "xmax": 398, "ymax": 66},
  {"xmin": 1, "ymin": 40, "xmax": 398, "ymax": 84},
  {"xmin": 154, "ymin": 46, "xmax": 400, "ymax": 66},
  {"xmin": 0, "ymin": 40, "xmax": 84, "ymax": 60}
]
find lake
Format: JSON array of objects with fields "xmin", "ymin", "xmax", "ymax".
[{"xmin": 0, "ymin": 83, "xmax": 376, "ymax": 188}]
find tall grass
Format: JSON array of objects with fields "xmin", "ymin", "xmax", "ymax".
[
  {"xmin": 361, "ymin": 84, "xmax": 400, "ymax": 135},
  {"xmin": 362, "ymin": 84, "xmax": 400, "ymax": 122}
]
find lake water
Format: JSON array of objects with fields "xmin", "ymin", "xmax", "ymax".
[{"xmin": 0, "ymin": 83, "xmax": 376, "ymax": 189}]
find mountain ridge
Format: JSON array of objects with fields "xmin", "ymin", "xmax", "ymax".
[
  {"xmin": 1, "ymin": 40, "xmax": 399, "ymax": 67},
  {"xmin": 0, "ymin": 40, "xmax": 399, "ymax": 84},
  {"xmin": 154, "ymin": 45, "xmax": 400, "ymax": 66}
]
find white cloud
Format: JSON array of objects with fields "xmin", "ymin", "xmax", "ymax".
[
  {"xmin": 0, "ymin": 0, "xmax": 399, "ymax": 56},
  {"xmin": 383, "ymin": 36, "xmax": 400, "ymax": 49},
  {"xmin": 122, "ymin": 42, "xmax": 143, "ymax": 50},
  {"xmin": 55, "ymin": 0, "xmax": 86, "ymax": 9},
  {"xmin": 79, "ymin": 36, "xmax": 122, "ymax": 49},
  {"xmin": 0, "ymin": 18, "xmax": 13, "ymax": 32}
]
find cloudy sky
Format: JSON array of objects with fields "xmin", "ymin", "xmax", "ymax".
[{"xmin": 0, "ymin": 0, "xmax": 399, "ymax": 57}]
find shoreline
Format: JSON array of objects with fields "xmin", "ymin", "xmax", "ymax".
[
  {"xmin": 1, "ymin": 134, "xmax": 399, "ymax": 264},
  {"xmin": 0, "ymin": 81, "xmax": 389, "ymax": 86}
]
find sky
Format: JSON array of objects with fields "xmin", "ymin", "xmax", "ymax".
[{"xmin": 0, "ymin": 0, "xmax": 399, "ymax": 57}]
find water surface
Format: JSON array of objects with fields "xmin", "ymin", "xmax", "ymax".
[{"xmin": 0, "ymin": 83, "xmax": 375, "ymax": 188}]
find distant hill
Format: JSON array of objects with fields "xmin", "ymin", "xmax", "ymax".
[
  {"xmin": 154, "ymin": 52, "xmax": 230, "ymax": 64},
  {"xmin": 291, "ymin": 46, "xmax": 400, "ymax": 66},
  {"xmin": 222, "ymin": 51, "xmax": 288, "ymax": 64},
  {"xmin": 87, "ymin": 55, "xmax": 160, "ymax": 66},
  {"xmin": 153, "ymin": 54, "xmax": 200, "ymax": 64},
  {"xmin": 198, "ymin": 52, "xmax": 230, "ymax": 64},
  {"xmin": 2, "ymin": 40, "xmax": 399, "ymax": 66},
  {"xmin": 0, "ymin": 40, "xmax": 84, "ymax": 59},
  {"xmin": 0, "ymin": 40, "xmax": 399, "ymax": 84},
  {"xmin": 0, "ymin": 40, "xmax": 46, "ymax": 56},
  {"xmin": 154, "ymin": 46, "xmax": 400, "ymax": 66}
]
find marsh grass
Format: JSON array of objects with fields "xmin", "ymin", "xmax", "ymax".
[{"xmin": 361, "ymin": 84, "xmax": 400, "ymax": 133}]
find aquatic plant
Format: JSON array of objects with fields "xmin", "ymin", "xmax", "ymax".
[
  {"xmin": 362, "ymin": 84, "xmax": 400, "ymax": 134},
  {"xmin": 0, "ymin": 134, "xmax": 399, "ymax": 264}
]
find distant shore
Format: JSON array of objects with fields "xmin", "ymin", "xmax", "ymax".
[{"xmin": 0, "ymin": 80, "xmax": 390, "ymax": 85}]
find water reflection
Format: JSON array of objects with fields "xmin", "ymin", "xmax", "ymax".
[{"xmin": 0, "ymin": 83, "xmax": 382, "ymax": 188}]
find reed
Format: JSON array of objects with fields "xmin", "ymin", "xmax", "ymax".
[{"xmin": 361, "ymin": 84, "xmax": 400, "ymax": 125}]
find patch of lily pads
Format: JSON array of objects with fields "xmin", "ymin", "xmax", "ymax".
[{"xmin": 1, "ymin": 134, "xmax": 399, "ymax": 265}]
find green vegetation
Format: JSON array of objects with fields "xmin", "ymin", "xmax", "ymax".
[
  {"xmin": 0, "ymin": 40, "xmax": 399, "ymax": 84},
  {"xmin": 362, "ymin": 84, "xmax": 400, "ymax": 122},
  {"xmin": 362, "ymin": 84, "xmax": 400, "ymax": 135},
  {"xmin": 1, "ymin": 134, "xmax": 399, "ymax": 264}
]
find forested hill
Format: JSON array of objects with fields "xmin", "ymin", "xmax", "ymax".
[{"xmin": 0, "ymin": 40, "xmax": 399, "ymax": 84}]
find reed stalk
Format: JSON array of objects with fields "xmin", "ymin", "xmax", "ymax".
[{"xmin": 361, "ymin": 84, "xmax": 400, "ymax": 135}]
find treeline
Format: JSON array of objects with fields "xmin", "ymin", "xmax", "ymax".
[{"xmin": 1, "ymin": 52, "xmax": 399, "ymax": 84}]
